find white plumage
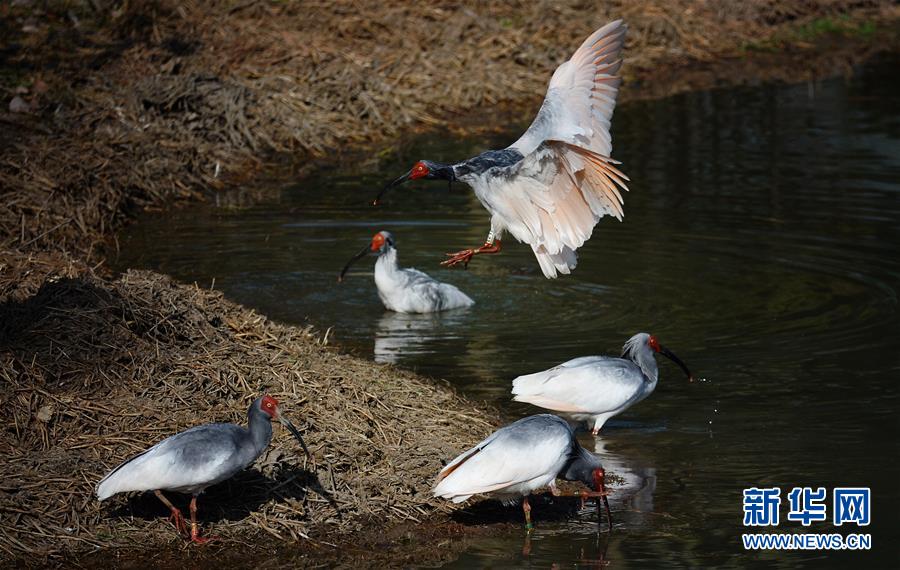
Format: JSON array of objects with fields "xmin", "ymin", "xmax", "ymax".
[
  {"xmin": 382, "ymin": 20, "xmax": 629, "ymax": 278},
  {"xmin": 433, "ymin": 414, "xmax": 612, "ymax": 529},
  {"xmin": 482, "ymin": 20, "xmax": 629, "ymax": 278},
  {"xmin": 433, "ymin": 416, "xmax": 572, "ymax": 504},
  {"xmin": 95, "ymin": 396, "xmax": 309, "ymax": 543},
  {"xmin": 96, "ymin": 425, "xmax": 244, "ymax": 501},
  {"xmin": 374, "ymin": 247, "xmax": 474, "ymax": 313},
  {"xmin": 340, "ymin": 230, "xmax": 474, "ymax": 313},
  {"xmin": 512, "ymin": 333, "xmax": 693, "ymax": 434}
]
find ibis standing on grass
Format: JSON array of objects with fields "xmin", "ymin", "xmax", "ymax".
[
  {"xmin": 96, "ymin": 395, "xmax": 311, "ymax": 544},
  {"xmin": 375, "ymin": 20, "xmax": 629, "ymax": 278},
  {"xmin": 512, "ymin": 333, "xmax": 693, "ymax": 435},
  {"xmin": 433, "ymin": 414, "xmax": 612, "ymax": 530},
  {"xmin": 339, "ymin": 230, "xmax": 475, "ymax": 313}
]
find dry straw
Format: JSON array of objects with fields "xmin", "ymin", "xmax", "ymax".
[
  {"xmin": 1, "ymin": 0, "xmax": 895, "ymax": 563},
  {"xmin": 0, "ymin": 269, "xmax": 496, "ymax": 561}
]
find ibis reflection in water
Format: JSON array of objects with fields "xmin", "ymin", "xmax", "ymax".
[
  {"xmin": 376, "ymin": 21, "xmax": 630, "ymax": 279},
  {"xmin": 339, "ymin": 230, "xmax": 475, "ymax": 313},
  {"xmin": 433, "ymin": 414, "xmax": 612, "ymax": 530},
  {"xmin": 96, "ymin": 395, "xmax": 310, "ymax": 543},
  {"xmin": 513, "ymin": 333, "xmax": 693, "ymax": 434}
]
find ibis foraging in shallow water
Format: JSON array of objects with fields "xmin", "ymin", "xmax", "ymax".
[
  {"xmin": 375, "ymin": 20, "xmax": 629, "ymax": 278},
  {"xmin": 96, "ymin": 395, "xmax": 310, "ymax": 544},
  {"xmin": 339, "ymin": 230, "xmax": 475, "ymax": 313},
  {"xmin": 433, "ymin": 414, "xmax": 611, "ymax": 530},
  {"xmin": 512, "ymin": 333, "xmax": 693, "ymax": 435}
]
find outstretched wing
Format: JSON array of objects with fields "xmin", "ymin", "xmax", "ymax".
[
  {"xmin": 514, "ymin": 19, "xmax": 627, "ymax": 158},
  {"xmin": 491, "ymin": 20, "xmax": 629, "ymax": 278}
]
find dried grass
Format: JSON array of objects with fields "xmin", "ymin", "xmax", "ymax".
[
  {"xmin": 0, "ymin": 269, "xmax": 496, "ymax": 562},
  {"xmin": 1, "ymin": 0, "xmax": 898, "ymax": 564},
  {"xmin": 2, "ymin": 0, "xmax": 895, "ymax": 259}
]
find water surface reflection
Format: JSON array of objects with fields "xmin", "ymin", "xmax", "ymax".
[{"xmin": 114, "ymin": 56, "xmax": 900, "ymax": 568}]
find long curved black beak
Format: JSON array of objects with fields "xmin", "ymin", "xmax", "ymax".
[
  {"xmin": 372, "ymin": 170, "xmax": 411, "ymax": 206},
  {"xmin": 338, "ymin": 245, "xmax": 370, "ymax": 282},
  {"xmin": 659, "ymin": 345, "xmax": 693, "ymax": 382},
  {"xmin": 278, "ymin": 415, "xmax": 312, "ymax": 460}
]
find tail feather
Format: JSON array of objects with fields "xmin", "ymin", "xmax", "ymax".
[
  {"xmin": 532, "ymin": 244, "xmax": 577, "ymax": 279},
  {"xmin": 96, "ymin": 448, "xmax": 153, "ymax": 500}
]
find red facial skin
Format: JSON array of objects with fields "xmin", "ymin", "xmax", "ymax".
[
  {"xmin": 260, "ymin": 395, "xmax": 279, "ymax": 418},
  {"xmin": 592, "ymin": 468, "xmax": 606, "ymax": 492},
  {"xmin": 371, "ymin": 232, "xmax": 386, "ymax": 251},
  {"xmin": 648, "ymin": 335, "xmax": 660, "ymax": 353},
  {"xmin": 408, "ymin": 161, "xmax": 429, "ymax": 180}
]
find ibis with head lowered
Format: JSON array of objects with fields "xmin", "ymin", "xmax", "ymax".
[{"xmin": 433, "ymin": 414, "xmax": 611, "ymax": 530}]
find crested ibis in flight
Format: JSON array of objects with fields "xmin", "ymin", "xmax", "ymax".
[
  {"xmin": 96, "ymin": 395, "xmax": 310, "ymax": 544},
  {"xmin": 375, "ymin": 20, "xmax": 630, "ymax": 278},
  {"xmin": 339, "ymin": 230, "xmax": 475, "ymax": 313},
  {"xmin": 512, "ymin": 333, "xmax": 693, "ymax": 434},
  {"xmin": 433, "ymin": 414, "xmax": 612, "ymax": 530}
]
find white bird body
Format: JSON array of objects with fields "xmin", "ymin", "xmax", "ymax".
[
  {"xmin": 341, "ymin": 230, "xmax": 474, "ymax": 313},
  {"xmin": 384, "ymin": 20, "xmax": 629, "ymax": 278},
  {"xmin": 96, "ymin": 423, "xmax": 262, "ymax": 500},
  {"xmin": 433, "ymin": 414, "xmax": 574, "ymax": 504},
  {"xmin": 512, "ymin": 333, "xmax": 693, "ymax": 434},
  {"xmin": 95, "ymin": 396, "xmax": 309, "ymax": 543},
  {"xmin": 374, "ymin": 246, "xmax": 474, "ymax": 313},
  {"xmin": 433, "ymin": 414, "xmax": 612, "ymax": 528}
]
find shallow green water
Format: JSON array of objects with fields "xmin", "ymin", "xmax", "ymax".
[{"xmin": 115, "ymin": 56, "xmax": 900, "ymax": 568}]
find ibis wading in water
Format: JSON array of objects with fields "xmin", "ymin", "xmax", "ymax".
[
  {"xmin": 512, "ymin": 333, "xmax": 693, "ymax": 435},
  {"xmin": 339, "ymin": 230, "xmax": 475, "ymax": 313},
  {"xmin": 96, "ymin": 395, "xmax": 310, "ymax": 544},
  {"xmin": 375, "ymin": 20, "xmax": 629, "ymax": 278},
  {"xmin": 433, "ymin": 414, "xmax": 611, "ymax": 530}
]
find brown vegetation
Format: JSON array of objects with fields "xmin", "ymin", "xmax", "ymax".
[
  {"xmin": 1, "ymin": 0, "xmax": 898, "ymax": 564},
  {"xmin": 0, "ymin": 269, "xmax": 495, "ymax": 562}
]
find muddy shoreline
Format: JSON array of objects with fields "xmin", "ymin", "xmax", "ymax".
[{"xmin": 2, "ymin": 1, "xmax": 899, "ymax": 566}]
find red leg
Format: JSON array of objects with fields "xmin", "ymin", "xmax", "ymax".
[
  {"xmin": 189, "ymin": 496, "xmax": 217, "ymax": 544},
  {"xmin": 441, "ymin": 239, "xmax": 502, "ymax": 269},
  {"xmin": 154, "ymin": 490, "xmax": 188, "ymax": 538},
  {"xmin": 551, "ymin": 472, "xmax": 613, "ymax": 531},
  {"xmin": 522, "ymin": 495, "xmax": 534, "ymax": 531},
  {"xmin": 592, "ymin": 468, "xmax": 613, "ymax": 531}
]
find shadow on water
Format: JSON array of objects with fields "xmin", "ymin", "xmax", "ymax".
[{"xmin": 113, "ymin": 55, "xmax": 900, "ymax": 568}]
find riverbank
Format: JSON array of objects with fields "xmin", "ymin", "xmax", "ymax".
[{"xmin": 2, "ymin": 0, "xmax": 899, "ymax": 565}]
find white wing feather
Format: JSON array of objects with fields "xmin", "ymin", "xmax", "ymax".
[
  {"xmin": 433, "ymin": 421, "xmax": 571, "ymax": 502},
  {"xmin": 96, "ymin": 429, "xmax": 236, "ymax": 500},
  {"xmin": 512, "ymin": 356, "xmax": 645, "ymax": 416},
  {"xmin": 489, "ymin": 20, "xmax": 630, "ymax": 278}
]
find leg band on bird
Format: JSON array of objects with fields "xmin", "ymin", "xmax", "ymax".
[
  {"xmin": 189, "ymin": 496, "xmax": 214, "ymax": 544},
  {"xmin": 522, "ymin": 495, "xmax": 534, "ymax": 530}
]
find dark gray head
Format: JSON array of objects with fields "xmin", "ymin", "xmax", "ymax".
[
  {"xmin": 250, "ymin": 395, "xmax": 311, "ymax": 459},
  {"xmin": 338, "ymin": 230, "xmax": 396, "ymax": 282},
  {"xmin": 373, "ymin": 160, "xmax": 456, "ymax": 205},
  {"xmin": 621, "ymin": 332, "xmax": 693, "ymax": 382},
  {"xmin": 562, "ymin": 442, "xmax": 605, "ymax": 491}
]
